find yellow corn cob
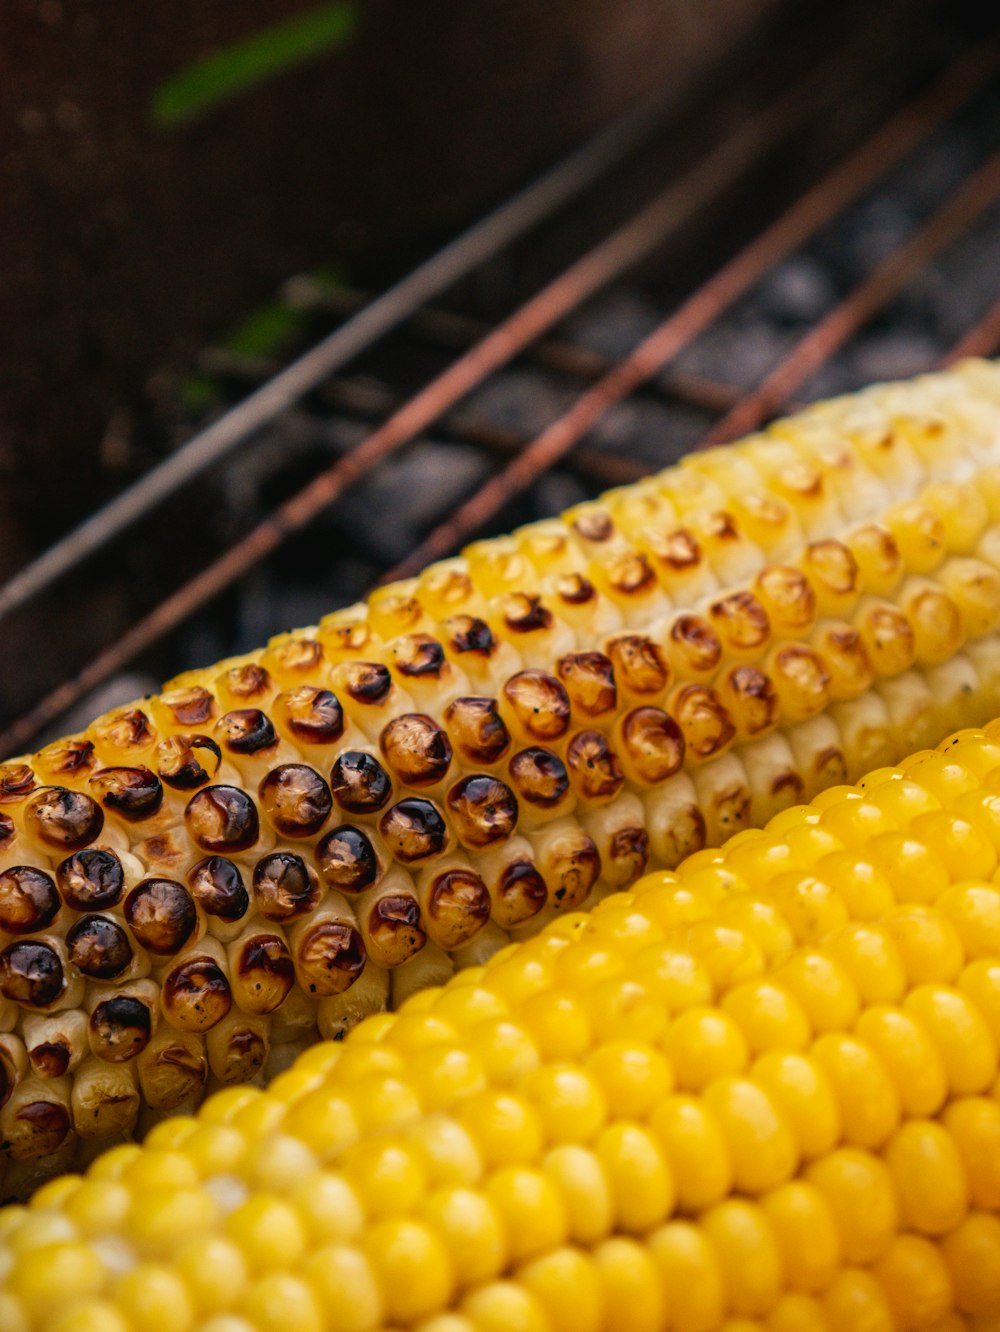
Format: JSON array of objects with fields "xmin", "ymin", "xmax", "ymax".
[
  {"xmin": 8, "ymin": 720, "xmax": 1000, "ymax": 1329},
  {"xmin": 4, "ymin": 360, "xmax": 1000, "ymax": 1183}
]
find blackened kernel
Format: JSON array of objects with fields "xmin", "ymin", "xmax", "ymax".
[
  {"xmin": 503, "ymin": 594, "xmax": 553, "ymax": 633},
  {"xmin": 94, "ymin": 708, "xmax": 156, "ymax": 752},
  {"xmin": 445, "ymin": 615, "xmax": 495, "ymax": 656},
  {"xmin": 162, "ymin": 957, "xmax": 233, "ymax": 1032},
  {"xmin": 565, "ymin": 731, "xmax": 625, "ymax": 802},
  {"xmin": 620, "ymin": 707, "xmax": 686, "ymax": 782},
  {"xmin": 498, "ymin": 860, "xmax": 548, "ymax": 923},
  {"xmin": 276, "ymin": 687, "xmax": 344, "ymax": 745},
  {"xmin": 380, "ymin": 715, "xmax": 453, "ymax": 787},
  {"xmin": 156, "ymin": 733, "xmax": 222, "ymax": 790},
  {"xmin": 556, "ymin": 652, "xmax": 617, "ymax": 718},
  {"xmin": 508, "ymin": 747, "xmax": 570, "ymax": 808},
  {"xmin": 607, "ymin": 551, "xmax": 656, "ymax": 595},
  {"xmin": 124, "ymin": 878, "xmax": 197, "ymax": 955},
  {"xmin": 185, "ymin": 785, "xmax": 260, "ymax": 853},
  {"xmin": 0, "ymin": 763, "xmax": 35, "ymax": 802},
  {"xmin": 215, "ymin": 709, "xmax": 278, "ymax": 756},
  {"xmin": 25, "ymin": 787, "xmax": 104, "ymax": 850},
  {"xmin": 503, "ymin": 670, "xmax": 571, "ymax": 741},
  {"xmin": 10, "ymin": 1100, "xmax": 71, "ymax": 1156},
  {"xmin": 390, "ymin": 634, "xmax": 446, "ymax": 679},
  {"xmin": 669, "ymin": 615, "xmax": 723, "ymax": 673},
  {"xmin": 555, "ymin": 573, "xmax": 596, "ymax": 606},
  {"xmin": 708, "ymin": 590, "xmax": 771, "ymax": 651},
  {"xmin": 315, "ymin": 825, "xmax": 380, "ymax": 893},
  {"xmin": 341, "ymin": 662, "xmax": 393, "ymax": 705},
  {"xmin": 236, "ymin": 934, "xmax": 295, "ymax": 1014},
  {"xmin": 0, "ymin": 866, "xmax": 61, "ymax": 934},
  {"xmin": 367, "ymin": 896, "xmax": 426, "ymax": 960},
  {"xmin": 223, "ymin": 663, "xmax": 272, "ymax": 701},
  {"xmin": 330, "ymin": 751, "xmax": 393, "ymax": 815},
  {"xmin": 160, "ymin": 686, "xmax": 217, "ymax": 726},
  {"xmin": 66, "ymin": 914, "xmax": 133, "ymax": 979},
  {"xmin": 29, "ymin": 1042, "xmax": 70, "ymax": 1078},
  {"xmin": 89, "ymin": 994, "xmax": 153, "ymax": 1061},
  {"xmin": 0, "ymin": 940, "xmax": 65, "ymax": 1009},
  {"xmin": 446, "ymin": 774, "xmax": 519, "ymax": 848},
  {"xmin": 259, "ymin": 763, "xmax": 333, "ymax": 837},
  {"xmin": 187, "ymin": 856, "xmax": 250, "ymax": 921},
  {"xmin": 443, "ymin": 697, "xmax": 511, "ymax": 766},
  {"xmin": 252, "ymin": 851, "xmax": 322, "ymax": 922},
  {"xmin": 379, "ymin": 798, "xmax": 449, "ymax": 864},
  {"xmin": 35, "ymin": 738, "xmax": 96, "ymax": 777},
  {"xmin": 653, "ymin": 528, "xmax": 702, "ymax": 570},
  {"xmin": 608, "ymin": 827, "xmax": 650, "ymax": 882},
  {"xmin": 607, "ymin": 635, "xmax": 670, "ymax": 696},
  {"xmin": 671, "ymin": 686, "xmax": 736, "ymax": 760},
  {"xmin": 56, "ymin": 848, "xmax": 125, "ymax": 911},
  {"xmin": 0, "ymin": 812, "xmax": 13, "ymax": 851},
  {"xmin": 296, "ymin": 921, "xmax": 366, "ymax": 996},
  {"xmin": 89, "ymin": 766, "xmax": 164, "ymax": 821}
]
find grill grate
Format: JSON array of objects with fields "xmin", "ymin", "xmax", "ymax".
[{"xmin": 3, "ymin": 5, "xmax": 1000, "ymax": 758}]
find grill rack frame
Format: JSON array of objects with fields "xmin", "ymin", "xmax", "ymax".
[{"xmin": 3, "ymin": 13, "xmax": 1000, "ymax": 759}]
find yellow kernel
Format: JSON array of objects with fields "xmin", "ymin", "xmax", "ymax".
[
  {"xmin": 518, "ymin": 1247, "xmax": 604, "ymax": 1332},
  {"xmin": 631, "ymin": 947, "xmax": 715, "ymax": 1013},
  {"xmin": 516, "ymin": 992, "xmax": 592, "ymax": 1060},
  {"xmin": 721, "ymin": 980, "xmax": 812, "ymax": 1054},
  {"xmin": 585, "ymin": 1042, "xmax": 673, "ymax": 1118},
  {"xmin": 764, "ymin": 1293, "xmax": 828, "ymax": 1332},
  {"xmin": 716, "ymin": 896, "xmax": 796, "ymax": 962},
  {"xmin": 647, "ymin": 1220, "xmax": 725, "ymax": 1332},
  {"xmin": 455, "ymin": 1089, "xmax": 543, "ymax": 1166},
  {"xmin": 649, "ymin": 1094, "xmax": 733, "ymax": 1211},
  {"xmin": 459, "ymin": 1281, "xmax": 549, "ymax": 1332},
  {"xmin": 825, "ymin": 924, "xmax": 906, "ymax": 1003},
  {"xmin": 0, "ymin": 1294, "xmax": 27, "ymax": 1332},
  {"xmin": 958, "ymin": 960, "xmax": 1000, "ymax": 1044},
  {"xmin": 909, "ymin": 809, "xmax": 997, "ymax": 882},
  {"xmin": 862, "ymin": 775, "xmax": 939, "ymax": 824},
  {"xmin": 243, "ymin": 1133, "xmax": 318, "ymax": 1193},
  {"xmin": 347, "ymin": 1074, "xmax": 423, "ymax": 1135},
  {"xmin": 294, "ymin": 1041, "xmax": 347, "ymax": 1075},
  {"xmin": 144, "ymin": 1116, "xmax": 198, "ymax": 1152},
  {"xmin": 407, "ymin": 1047, "xmax": 486, "ymax": 1111},
  {"xmin": 664, "ymin": 1007, "xmax": 749, "ymax": 1090},
  {"xmin": 304, "ymin": 1244, "xmax": 382, "ymax": 1332},
  {"xmin": 182, "ymin": 1124, "xmax": 248, "ymax": 1176},
  {"xmin": 485, "ymin": 1166, "xmax": 568, "ymax": 1262},
  {"xmin": 867, "ymin": 831, "xmax": 949, "ymax": 903},
  {"xmin": 6, "ymin": 1211, "xmax": 76, "ymax": 1252},
  {"xmin": 433, "ymin": 985, "xmax": 508, "ymax": 1028},
  {"xmin": 942, "ymin": 1096, "xmax": 1000, "ymax": 1209},
  {"xmin": 6, "ymin": 1241, "xmax": 104, "ymax": 1321},
  {"xmin": 542, "ymin": 1144, "xmax": 613, "ymax": 1245},
  {"xmin": 760, "ymin": 1181, "xmax": 840, "ymax": 1294},
  {"xmin": 241, "ymin": 1273, "xmax": 322, "ymax": 1332},
  {"xmin": 821, "ymin": 1268, "xmax": 894, "ymax": 1332},
  {"xmin": 403, "ymin": 1116, "xmax": 482, "ymax": 1188},
  {"xmin": 873, "ymin": 1233, "xmax": 953, "ymax": 1331},
  {"xmin": 174, "ymin": 1235, "xmax": 247, "ymax": 1315},
  {"xmin": 817, "ymin": 853, "xmax": 897, "ymax": 920},
  {"xmin": 268, "ymin": 1065, "xmax": 325, "ymax": 1103},
  {"xmin": 231, "ymin": 1095, "xmax": 286, "ymax": 1139},
  {"xmin": 363, "ymin": 1217, "xmax": 455, "ymax": 1324},
  {"xmin": 595, "ymin": 1121, "xmax": 675, "ymax": 1233},
  {"xmin": 128, "ymin": 1185, "xmax": 219, "ymax": 1255},
  {"xmin": 421, "ymin": 1187, "xmax": 507, "ymax": 1285},
  {"xmin": 883, "ymin": 905, "xmax": 965, "ymax": 983},
  {"xmin": 464, "ymin": 1019, "xmax": 541, "ymax": 1083},
  {"xmin": 123, "ymin": 1148, "xmax": 199, "ymax": 1192},
  {"xmin": 765, "ymin": 870, "xmax": 850, "ymax": 944},
  {"xmin": 199, "ymin": 1086, "xmax": 261, "ymax": 1126},
  {"xmin": 703, "ymin": 1075, "xmax": 800, "ymax": 1195},
  {"xmin": 30, "ymin": 1176, "xmax": 81, "ymax": 1211},
  {"xmin": 853, "ymin": 1004, "xmax": 948, "ymax": 1116},
  {"xmin": 771, "ymin": 950, "xmax": 860, "ymax": 1032},
  {"xmin": 593, "ymin": 1236, "xmax": 664, "ymax": 1332},
  {"xmin": 904, "ymin": 984, "xmax": 999, "ymax": 1094},
  {"xmin": 63, "ymin": 1179, "xmax": 131, "ymax": 1236},
  {"xmin": 486, "ymin": 954, "xmax": 553, "ymax": 1006},
  {"xmin": 684, "ymin": 923, "xmax": 766, "ymax": 990},
  {"xmin": 89, "ymin": 1143, "xmax": 142, "ymax": 1180},
  {"xmin": 519, "ymin": 1064, "xmax": 607, "ymax": 1143},
  {"xmin": 749, "ymin": 1051, "xmax": 841, "ymax": 1162},
  {"xmin": 583, "ymin": 977, "xmax": 670, "ymax": 1046},
  {"xmin": 806, "ymin": 1148, "xmax": 899, "ymax": 1264},
  {"xmin": 289, "ymin": 1169, "xmax": 365, "ymax": 1243},
  {"xmin": 115, "ymin": 1263, "xmax": 194, "ymax": 1332},
  {"xmin": 818, "ymin": 797, "xmax": 894, "ymax": 849},
  {"xmin": 884, "ymin": 1118, "xmax": 969, "ymax": 1236},
  {"xmin": 341, "ymin": 1139, "xmax": 427, "ymax": 1218},
  {"xmin": 937, "ymin": 881, "xmax": 1000, "ymax": 958},
  {"xmin": 46, "ymin": 1299, "xmax": 129, "ymax": 1332},
  {"xmin": 941, "ymin": 1211, "xmax": 1000, "ymax": 1316},
  {"xmin": 226, "ymin": 1195, "xmax": 306, "ymax": 1271},
  {"xmin": 811, "ymin": 1033, "xmax": 901, "ymax": 1148},
  {"xmin": 282, "ymin": 1086, "xmax": 359, "ymax": 1161},
  {"xmin": 701, "ymin": 1199, "xmax": 783, "ymax": 1318}
]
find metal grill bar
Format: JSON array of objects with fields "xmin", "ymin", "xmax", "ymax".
[
  {"xmin": 944, "ymin": 295, "xmax": 1000, "ymax": 364},
  {"xmin": 2, "ymin": 37, "xmax": 998, "ymax": 758}
]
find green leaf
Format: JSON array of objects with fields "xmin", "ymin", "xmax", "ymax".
[{"xmin": 152, "ymin": 1, "xmax": 359, "ymax": 128}]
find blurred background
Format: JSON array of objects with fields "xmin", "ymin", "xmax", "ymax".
[{"xmin": 2, "ymin": 0, "xmax": 999, "ymax": 754}]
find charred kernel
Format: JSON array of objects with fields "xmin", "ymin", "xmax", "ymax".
[
  {"xmin": 56, "ymin": 848, "xmax": 125, "ymax": 911},
  {"xmin": 379, "ymin": 798, "xmax": 450, "ymax": 863},
  {"xmin": 504, "ymin": 671, "xmax": 571, "ymax": 742},
  {"xmin": 185, "ymin": 785, "xmax": 260, "ymax": 853},
  {"xmin": 66, "ymin": 915, "xmax": 133, "ymax": 979},
  {"xmin": 341, "ymin": 661, "xmax": 393, "ymax": 705},
  {"xmin": 670, "ymin": 686, "xmax": 736, "ymax": 760},
  {"xmin": 428, "ymin": 869, "xmax": 492, "ymax": 944},
  {"xmin": 620, "ymin": 708, "xmax": 685, "ymax": 783},
  {"xmin": 446, "ymin": 775, "xmax": 519, "ymax": 848},
  {"xmin": 708, "ymin": 590, "xmax": 770, "ymax": 652},
  {"xmin": 0, "ymin": 940, "xmax": 65, "ymax": 1008},
  {"xmin": 162, "ymin": 957, "xmax": 233, "ymax": 1031},
  {"xmin": 223, "ymin": 663, "xmax": 272, "ymax": 700},
  {"xmin": 566, "ymin": 731, "xmax": 625, "ymax": 802},
  {"xmin": 445, "ymin": 615, "xmax": 496, "ymax": 657},
  {"xmin": 718, "ymin": 666, "xmax": 780, "ymax": 736},
  {"xmin": 155, "ymin": 733, "xmax": 222, "ymax": 789},
  {"xmin": 380, "ymin": 715, "xmax": 454, "ymax": 787},
  {"xmin": 542, "ymin": 829, "xmax": 601, "ymax": 908},
  {"xmin": 444, "ymin": 698, "xmax": 512, "ymax": 766},
  {"xmin": 652, "ymin": 527, "xmax": 702, "ymax": 570},
  {"xmin": 267, "ymin": 637, "xmax": 324, "ymax": 675},
  {"xmin": 557, "ymin": 653, "xmax": 617, "ymax": 719},
  {"xmin": 25, "ymin": 786, "xmax": 104, "ymax": 850},
  {"xmin": 187, "ymin": 856, "xmax": 250, "ymax": 921},
  {"xmin": 159, "ymin": 685, "xmax": 217, "ymax": 727},
  {"xmin": 498, "ymin": 860, "xmax": 548, "ymax": 923},
  {"xmin": 555, "ymin": 573, "xmax": 597, "ymax": 606},
  {"xmin": 8, "ymin": 1100, "xmax": 71, "ymax": 1157},
  {"xmin": 573, "ymin": 509, "xmax": 614, "ymax": 542},
  {"xmin": 368, "ymin": 894, "xmax": 427, "ymax": 957},
  {"xmin": 509, "ymin": 748, "xmax": 571, "ymax": 809},
  {"xmin": 754, "ymin": 566, "xmax": 817, "ymax": 631},
  {"xmin": 607, "ymin": 551, "xmax": 656, "ymax": 596},
  {"xmin": 93, "ymin": 707, "xmax": 156, "ymax": 752},
  {"xmin": 390, "ymin": 634, "xmax": 447, "ymax": 678},
  {"xmin": 29, "ymin": 1042, "xmax": 70, "ymax": 1077},
  {"xmin": 0, "ymin": 812, "xmax": 13, "ymax": 851},
  {"xmin": 34, "ymin": 737, "xmax": 96, "ymax": 777},
  {"xmin": 124, "ymin": 879, "xmax": 198, "ymax": 955},
  {"xmin": 253, "ymin": 852, "xmax": 322, "ymax": 922},
  {"xmin": 0, "ymin": 866, "xmax": 60, "ymax": 934},
  {"xmin": 0, "ymin": 763, "xmax": 35, "ymax": 801},
  {"xmin": 606, "ymin": 637, "xmax": 670, "ymax": 698},
  {"xmin": 669, "ymin": 615, "xmax": 723, "ymax": 674},
  {"xmin": 802, "ymin": 539, "xmax": 859, "ymax": 597},
  {"xmin": 608, "ymin": 827, "xmax": 651, "ymax": 884},
  {"xmin": 297, "ymin": 920, "xmax": 367, "ymax": 995},
  {"xmin": 330, "ymin": 751, "xmax": 393, "ymax": 815},
  {"xmin": 315, "ymin": 825, "xmax": 380, "ymax": 894},
  {"xmin": 236, "ymin": 935, "xmax": 295, "ymax": 1013},
  {"xmin": 215, "ymin": 709, "xmax": 278, "ymax": 755},
  {"xmin": 504, "ymin": 594, "xmax": 554, "ymax": 633},
  {"xmin": 276, "ymin": 687, "xmax": 345, "ymax": 745},
  {"xmin": 259, "ymin": 763, "xmax": 333, "ymax": 837},
  {"xmin": 88, "ymin": 766, "xmax": 164, "ymax": 821}
]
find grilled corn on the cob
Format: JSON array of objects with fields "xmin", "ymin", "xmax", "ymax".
[
  {"xmin": 4, "ymin": 360, "xmax": 1000, "ymax": 1182},
  {"xmin": 7, "ymin": 721, "xmax": 1000, "ymax": 1327}
]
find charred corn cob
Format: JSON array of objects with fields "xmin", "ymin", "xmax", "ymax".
[
  {"xmin": 9, "ymin": 721, "xmax": 1000, "ymax": 1328},
  {"xmin": 4, "ymin": 360, "xmax": 1000, "ymax": 1184}
]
